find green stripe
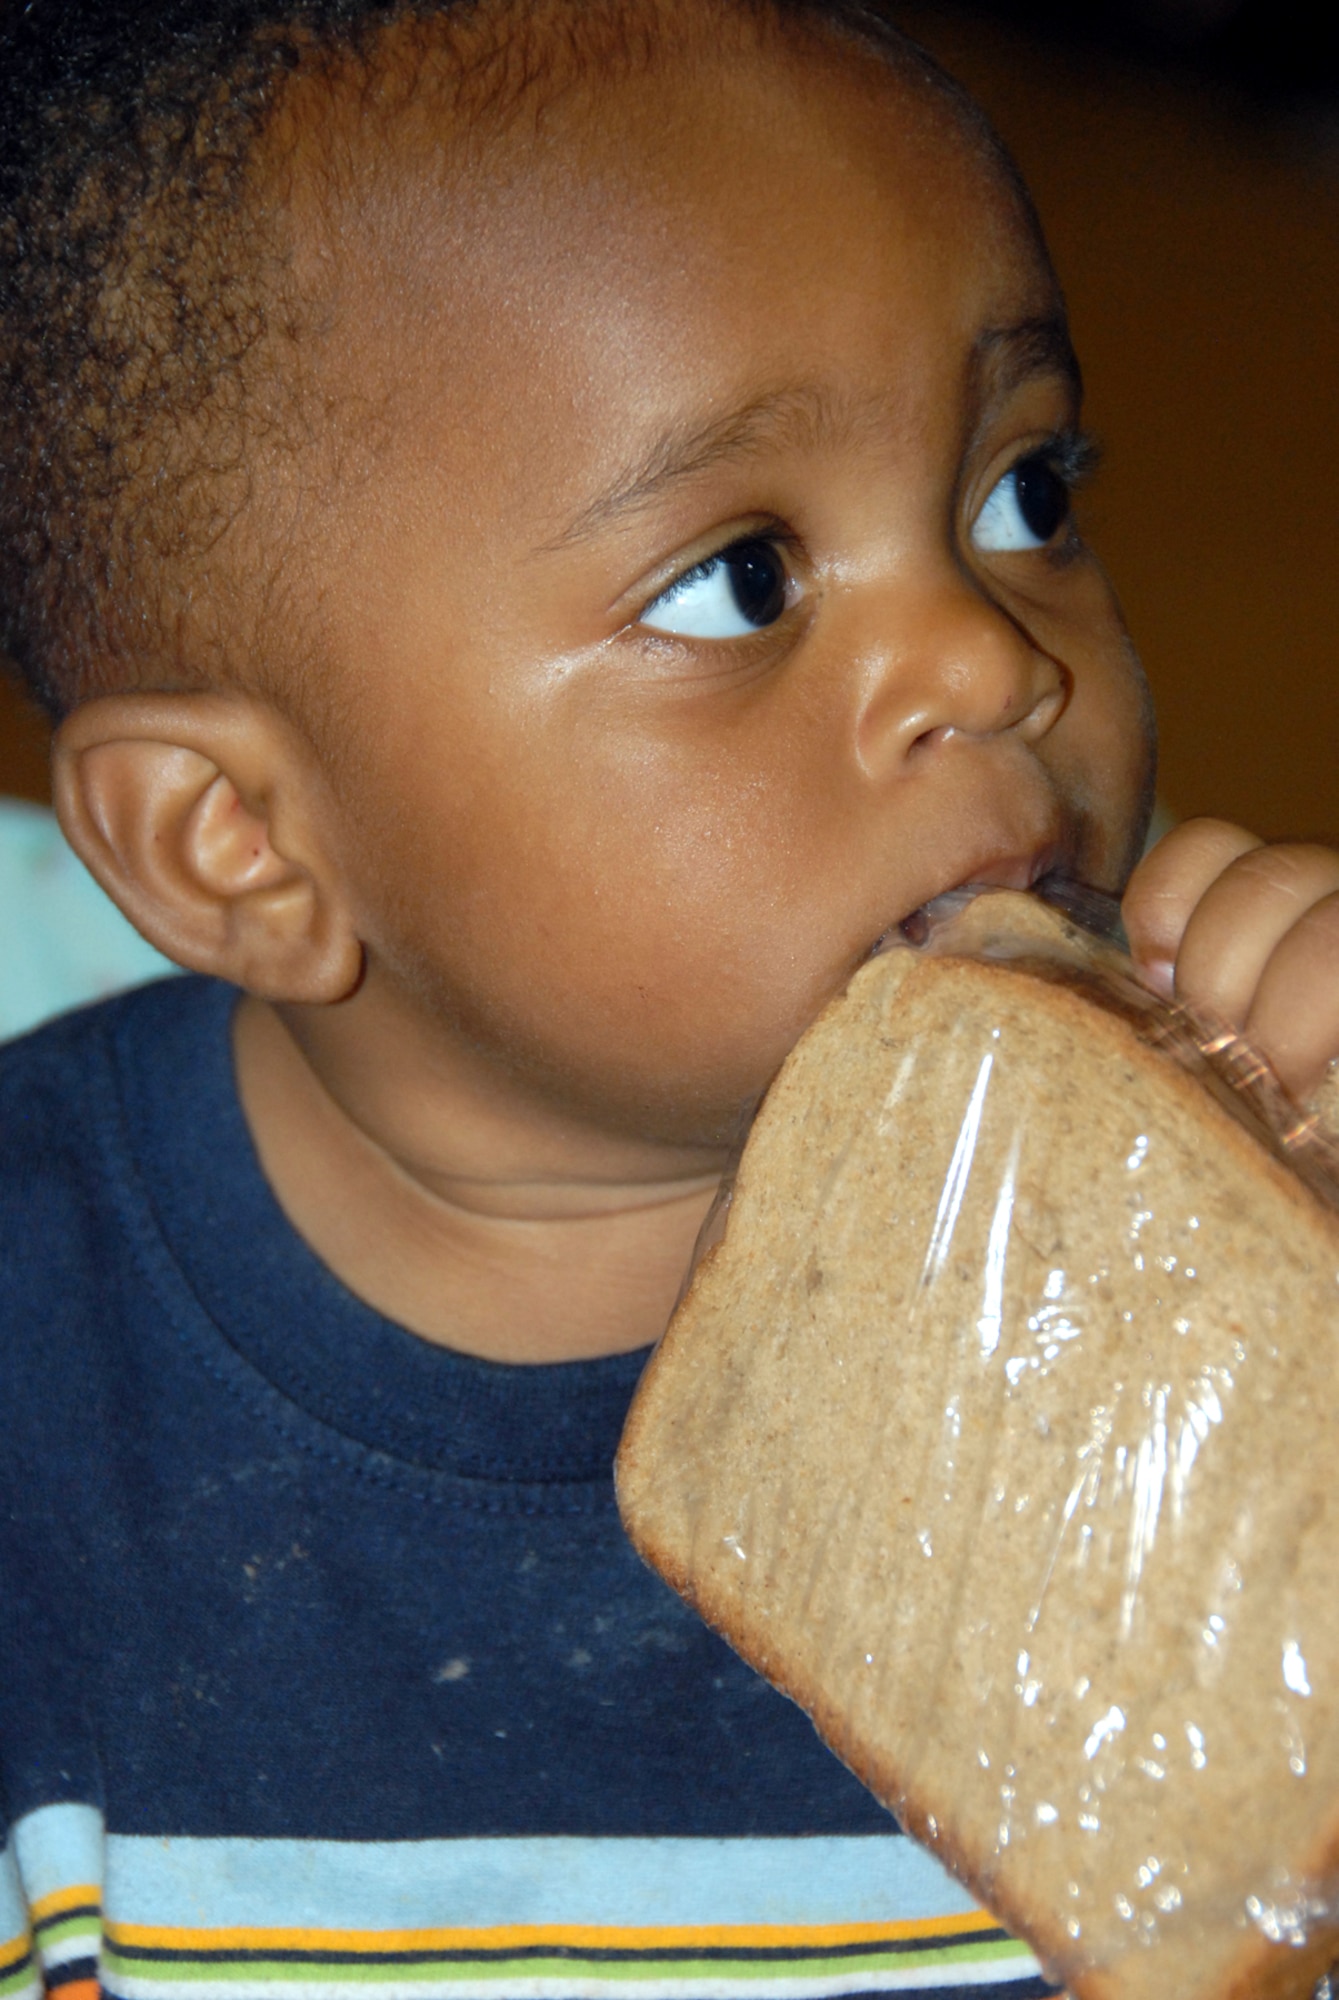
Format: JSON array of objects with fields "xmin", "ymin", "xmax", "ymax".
[
  {"xmin": 105, "ymin": 1938, "xmax": 1032, "ymax": 1984},
  {"xmin": 36, "ymin": 1914, "xmax": 102, "ymax": 1949},
  {"xmin": 0, "ymin": 1957, "xmax": 36, "ymax": 2000}
]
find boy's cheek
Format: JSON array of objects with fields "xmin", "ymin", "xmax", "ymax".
[
  {"xmin": 319, "ymin": 594, "xmax": 1154, "ymax": 1137},
  {"xmin": 983, "ymin": 555, "xmax": 1155, "ymax": 892},
  {"xmin": 349, "ymin": 744, "xmax": 892, "ymax": 1133}
]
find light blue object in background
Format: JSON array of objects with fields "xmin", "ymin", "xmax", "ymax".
[{"xmin": 0, "ymin": 798, "xmax": 180, "ymax": 1041}]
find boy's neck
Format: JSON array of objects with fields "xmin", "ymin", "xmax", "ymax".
[{"xmin": 232, "ymin": 994, "xmax": 726, "ymax": 1364}]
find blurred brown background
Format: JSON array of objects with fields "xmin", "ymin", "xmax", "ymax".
[{"xmin": 1, "ymin": 1, "xmax": 1335, "ymax": 839}]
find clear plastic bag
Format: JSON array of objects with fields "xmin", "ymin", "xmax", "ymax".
[{"xmin": 618, "ymin": 887, "xmax": 1339, "ymax": 2000}]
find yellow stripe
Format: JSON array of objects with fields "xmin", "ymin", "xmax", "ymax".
[
  {"xmin": 107, "ymin": 1909, "xmax": 1001, "ymax": 1955},
  {"xmin": 28, "ymin": 1883, "xmax": 100, "ymax": 1925},
  {"xmin": 0, "ymin": 1934, "xmax": 33, "ymax": 1977}
]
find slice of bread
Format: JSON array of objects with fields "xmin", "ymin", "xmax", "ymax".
[{"xmin": 617, "ymin": 891, "xmax": 1339, "ymax": 2000}]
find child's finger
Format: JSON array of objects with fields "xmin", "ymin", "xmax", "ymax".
[
  {"xmin": 1243, "ymin": 890, "xmax": 1339, "ymax": 1100},
  {"xmin": 1122, "ymin": 818, "xmax": 1263, "ymax": 993},
  {"xmin": 1172, "ymin": 843, "xmax": 1339, "ymax": 1029}
]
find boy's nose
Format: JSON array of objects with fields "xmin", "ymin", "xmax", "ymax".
[{"xmin": 850, "ymin": 573, "xmax": 1065, "ymax": 780}]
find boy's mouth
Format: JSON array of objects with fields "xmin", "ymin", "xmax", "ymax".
[
  {"xmin": 870, "ymin": 846, "xmax": 1058, "ymax": 959},
  {"xmin": 871, "ymin": 812, "xmax": 1135, "ymax": 960},
  {"xmin": 876, "ymin": 855, "xmax": 1125, "ymax": 958}
]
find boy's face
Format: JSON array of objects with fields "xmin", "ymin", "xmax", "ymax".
[{"xmin": 287, "ymin": 14, "xmax": 1153, "ymax": 1148}]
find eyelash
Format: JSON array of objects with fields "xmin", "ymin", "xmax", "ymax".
[
  {"xmin": 1038, "ymin": 427, "xmax": 1102, "ymax": 495},
  {"xmin": 640, "ymin": 526, "xmax": 799, "ymax": 621}
]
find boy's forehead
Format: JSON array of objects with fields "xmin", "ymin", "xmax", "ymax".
[{"xmin": 280, "ymin": 7, "xmax": 1060, "ymax": 551}]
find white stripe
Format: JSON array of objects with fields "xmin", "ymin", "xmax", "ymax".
[
  {"xmin": 102, "ymin": 1832, "xmax": 984, "ymax": 1930},
  {"xmin": 105, "ymin": 1959, "xmax": 1043, "ymax": 2000},
  {"xmin": 36, "ymin": 1926, "xmax": 100, "ymax": 1972}
]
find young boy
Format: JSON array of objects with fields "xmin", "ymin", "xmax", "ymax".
[{"xmin": 2, "ymin": 0, "xmax": 1337, "ymax": 1993}]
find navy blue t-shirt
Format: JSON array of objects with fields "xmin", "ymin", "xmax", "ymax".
[{"xmin": 0, "ymin": 978, "xmax": 1053, "ymax": 1997}]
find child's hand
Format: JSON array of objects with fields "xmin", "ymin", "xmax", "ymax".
[{"xmin": 1122, "ymin": 818, "xmax": 1339, "ymax": 1102}]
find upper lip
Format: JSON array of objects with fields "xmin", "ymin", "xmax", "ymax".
[
  {"xmin": 950, "ymin": 845, "xmax": 1058, "ymax": 895},
  {"xmin": 868, "ymin": 838, "xmax": 1068, "ymax": 959}
]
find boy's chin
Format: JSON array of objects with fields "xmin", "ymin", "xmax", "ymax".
[{"xmin": 488, "ymin": 1019, "xmax": 808, "ymax": 1159}]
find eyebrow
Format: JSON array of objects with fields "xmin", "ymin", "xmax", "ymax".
[
  {"xmin": 551, "ymin": 311, "xmax": 1080, "ymax": 548},
  {"xmin": 974, "ymin": 313, "xmax": 1082, "ymax": 404},
  {"xmin": 549, "ymin": 386, "xmax": 852, "ymax": 548}
]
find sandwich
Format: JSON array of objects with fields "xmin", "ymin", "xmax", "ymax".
[{"xmin": 617, "ymin": 890, "xmax": 1339, "ymax": 2000}]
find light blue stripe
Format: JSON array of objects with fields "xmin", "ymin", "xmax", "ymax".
[
  {"xmin": 0, "ymin": 1837, "xmax": 34, "ymax": 1949},
  {"xmin": 104, "ymin": 1832, "xmax": 983, "ymax": 1930},
  {"xmin": 11, "ymin": 1805, "xmax": 990, "ymax": 1936},
  {"xmin": 11, "ymin": 1802, "xmax": 104, "ymax": 1908}
]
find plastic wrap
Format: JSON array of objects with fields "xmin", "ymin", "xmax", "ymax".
[{"xmin": 617, "ymin": 887, "xmax": 1339, "ymax": 2000}]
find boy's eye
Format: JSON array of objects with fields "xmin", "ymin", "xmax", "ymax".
[
  {"xmin": 971, "ymin": 454, "xmax": 1072, "ymax": 553},
  {"xmin": 640, "ymin": 537, "xmax": 788, "ymax": 638}
]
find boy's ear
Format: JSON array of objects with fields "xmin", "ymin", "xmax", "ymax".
[{"xmin": 51, "ymin": 693, "xmax": 364, "ymax": 1003}]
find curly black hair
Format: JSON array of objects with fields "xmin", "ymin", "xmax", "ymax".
[{"xmin": 0, "ymin": 0, "xmax": 1022, "ymax": 716}]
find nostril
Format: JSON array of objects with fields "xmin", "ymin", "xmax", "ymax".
[
  {"xmin": 1017, "ymin": 679, "xmax": 1068, "ymax": 742},
  {"xmin": 908, "ymin": 724, "xmax": 947, "ymax": 758}
]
